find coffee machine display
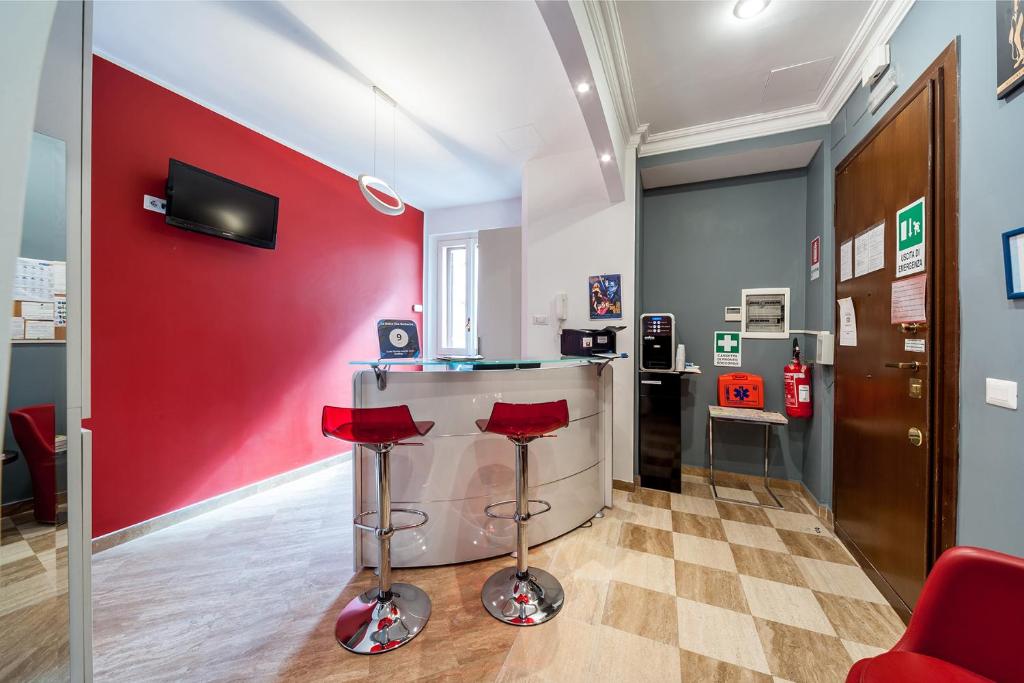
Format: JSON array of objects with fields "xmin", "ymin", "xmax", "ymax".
[{"xmin": 639, "ymin": 313, "xmax": 675, "ymax": 372}]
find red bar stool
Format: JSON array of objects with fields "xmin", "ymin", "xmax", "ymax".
[
  {"xmin": 322, "ymin": 405, "xmax": 434, "ymax": 654},
  {"xmin": 475, "ymin": 399, "xmax": 570, "ymax": 626}
]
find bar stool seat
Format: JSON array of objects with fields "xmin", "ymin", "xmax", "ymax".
[
  {"xmin": 323, "ymin": 405, "xmax": 434, "ymax": 654},
  {"xmin": 476, "ymin": 400, "xmax": 569, "ymax": 626}
]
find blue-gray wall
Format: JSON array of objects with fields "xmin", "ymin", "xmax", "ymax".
[
  {"xmin": 829, "ymin": 0, "xmax": 1024, "ymax": 555},
  {"xmin": 641, "ymin": 170, "xmax": 808, "ymax": 480},
  {"xmin": 3, "ymin": 133, "xmax": 67, "ymax": 505}
]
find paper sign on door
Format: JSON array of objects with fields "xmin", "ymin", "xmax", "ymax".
[
  {"xmin": 891, "ymin": 274, "xmax": 927, "ymax": 324},
  {"xmin": 838, "ymin": 297, "xmax": 857, "ymax": 346},
  {"xmin": 896, "ymin": 198, "xmax": 926, "ymax": 277}
]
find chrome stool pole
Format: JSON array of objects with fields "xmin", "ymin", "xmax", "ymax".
[
  {"xmin": 334, "ymin": 443, "xmax": 431, "ymax": 654},
  {"xmin": 481, "ymin": 437, "xmax": 563, "ymax": 626}
]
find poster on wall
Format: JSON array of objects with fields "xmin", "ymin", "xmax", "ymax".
[
  {"xmin": 997, "ymin": 0, "xmax": 1024, "ymax": 98},
  {"xmin": 810, "ymin": 236, "xmax": 821, "ymax": 281},
  {"xmin": 589, "ymin": 274, "xmax": 622, "ymax": 319},
  {"xmin": 714, "ymin": 331, "xmax": 742, "ymax": 367}
]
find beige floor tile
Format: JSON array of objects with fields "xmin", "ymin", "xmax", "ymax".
[
  {"xmin": 550, "ymin": 537, "xmax": 614, "ymax": 582},
  {"xmin": 764, "ymin": 509, "xmax": 829, "ymax": 536},
  {"xmin": 717, "ymin": 501, "xmax": 772, "ymax": 526},
  {"xmin": 671, "ymin": 493, "xmax": 721, "ymax": 518},
  {"xmin": 755, "ymin": 618, "xmax": 853, "ymax": 683},
  {"xmin": 680, "ymin": 649, "xmax": 773, "ymax": 682},
  {"xmin": 792, "ymin": 556, "xmax": 886, "ymax": 604},
  {"xmin": 0, "ymin": 541, "xmax": 35, "ymax": 566},
  {"xmin": 602, "ymin": 581, "xmax": 678, "ymax": 646},
  {"xmin": 730, "ymin": 544, "xmax": 808, "ymax": 588},
  {"xmin": 814, "ymin": 592, "xmax": 905, "ymax": 650},
  {"xmin": 773, "ymin": 678, "xmax": 798, "ymax": 683},
  {"xmin": 722, "ymin": 520, "xmax": 787, "ymax": 553},
  {"xmin": 841, "ymin": 639, "xmax": 886, "ymax": 663},
  {"xmin": 682, "ymin": 474, "xmax": 709, "ymax": 485},
  {"xmin": 739, "ymin": 575, "xmax": 835, "ymax": 636},
  {"xmin": 566, "ymin": 515, "xmax": 622, "ymax": 548},
  {"xmin": 675, "ymin": 560, "xmax": 749, "ymax": 613},
  {"xmin": 672, "ymin": 511, "xmax": 727, "ymax": 540},
  {"xmin": 610, "ymin": 546, "xmax": 676, "ymax": 594},
  {"xmin": 499, "ymin": 616, "xmax": 598, "ymax": 683},
  {"xmin": 673, "ymin": 533, "xmax": 737, "ymax": 572},
  {"xmin": 556, "ymin": 574, "xmax": 609, "ymax": 626},
  {"xmin": 715, "ymin": 487, "xmax": 760, "ymax": 504},
  {"xmin": 777, "ymin": 529, "xmax": 856, "ymax": 566},
  {"xmin": 676, "ymin": 597, "xmax": 770, "ymax": 674},
  {"xmin": 589, "ymin": 623, "xmax": 682, "ymax": 680},
  {"xmin": 618, "ymin": 523, "xmax": 674, "ymax": 559},
  {"xmin": 606, "ymin": 501, "xmax": 673, "ymax": 532}
]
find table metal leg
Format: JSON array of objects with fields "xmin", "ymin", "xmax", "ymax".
[{"xmin": 708, "ymin": 417, "xmax": 784, "ymax": 510}]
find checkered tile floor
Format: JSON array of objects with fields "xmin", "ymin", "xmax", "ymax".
[
  {"xmin": 0, "ymin": 511, "xmax": 68, "ymax": 617},
  {"xmin": 511, "ymin": 477, "xmax": 905, "ymax": 683}
]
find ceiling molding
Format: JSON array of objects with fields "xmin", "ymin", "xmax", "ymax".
[
  {"xmin": 582, "ymin": 0, "xmax": 641, "ymax": 145},
  {"xmin": 634, "ymin": 0, "xmax": 915, "ymax": 158}
]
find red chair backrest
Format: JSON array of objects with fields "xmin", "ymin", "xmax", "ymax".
[{"xmin": 9, "ymin": 404, "xmax": 55, "ymax": 457}]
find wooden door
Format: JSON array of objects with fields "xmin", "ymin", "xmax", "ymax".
[{"xmin": 833, "ymin": 43, "xmax": 959, "ymax": 618}]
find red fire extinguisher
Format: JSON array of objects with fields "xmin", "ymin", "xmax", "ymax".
[{"xmin": 784, "ymin": 339, "xmax": 813, "ymax": 419}]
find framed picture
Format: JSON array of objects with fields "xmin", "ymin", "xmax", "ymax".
[
  {"xmin": 589, "ymin": 274, "xmax": 622, "ymax": 319},
  {"xmin": 1002, "ymin": 226, "xmax": 1024, "ymax": 299},
  {"xmin": 997, "ymin": 0, "xmax": 1024, "ymax": 98}
]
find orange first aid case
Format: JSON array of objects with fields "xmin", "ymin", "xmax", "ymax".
[{"xmin": 717, "ymin": 373, "xmax": 765, "ymax": 409}]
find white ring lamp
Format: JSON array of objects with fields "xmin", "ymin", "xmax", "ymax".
[{"xmin": 359, "ymin": 174, "xmax": 405, "ymax": 216}]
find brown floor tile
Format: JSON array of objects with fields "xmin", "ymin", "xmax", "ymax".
[
  {"xmin": 680, "ymin": 649, "xmax": 772, "ymax": 683},
  {"xmin": 730, "ymin": 544, "xmax": 807, "ymax": 588},
  {"xmin": 601, "ymin": 580, "xmax": 678, "ymax": 646},
  {"xmin": 672, "ymin": 511, "xmax": 727, "ymax": 540},
  {"xmin": 713, "ymin": 472, "xmax": 753, "ymax": 489},
  {"xmin": 754, "ymin": 618, "xmax": 853, "ymax": 683},
  {"xmin": 26, "ymin": 534, "xmax": 55, "ymax": 554},
  {"xmin": 612, "ymin": 479, "xmax": 634, "ymax": 492},
  {"xmin": 618, "ymin": 522, "xmax": 674, "ymax": 558},
  {"xmin": 717, "ymin": 501, "xmax": 772, "ymax": 526},
  {"xmin": 814, "ymin": 592, "xmax": 905, "ymax": 650},
  {"xmin": 762, "ymin": 491, "xmax": 813, "ymax": 513},
  {"xmin": 682, "ymin": 482, "xmax": 713, "ymax": 499},
  {"xmin": 628, "ymin": 488, "xmax": 671, "ymax": 509},
  {"xmin": 777, "ymin": 529, "xmax": 856, "ymax": 566},
  {"xmin": 0, "ymin": 555, "xmax": 46, "ymax": 586},
  {"xmin": 675, "ymin": 561, "xmax": 749, "ymax": 613}
]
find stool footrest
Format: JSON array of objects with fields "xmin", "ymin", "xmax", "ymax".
[
  {"xmin": 353, "ymin": 508, "xmax": 429, "ymax": 533},
  {"xmin": 484, "ymin": 499, "xmax": 552, "ymax": 521}
]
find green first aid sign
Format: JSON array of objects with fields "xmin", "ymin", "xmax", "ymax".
[
  {"xmin": 714, "ymin": 331, "xmax": 741, "ymax": 367},
  {"xmin": 896, "ymin": 197, "xmax": 925, "ymax": 277}
]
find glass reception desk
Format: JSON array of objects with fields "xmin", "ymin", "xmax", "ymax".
[{"xmin": 349, "ymin": 358, "xmax": 615, "ymax": 569}]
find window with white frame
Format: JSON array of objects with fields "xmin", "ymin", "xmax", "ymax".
[{"xmin": 434, "ymin": 235, "xmax": 478, "ymax": 355}]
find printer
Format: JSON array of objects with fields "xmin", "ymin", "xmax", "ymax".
[{"xmin": 560, "ymin": 326, "xmax": 624, "ymax": 357}]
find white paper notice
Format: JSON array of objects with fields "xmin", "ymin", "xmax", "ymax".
[
  {"xmin": 855, "ymin": 222, "xmax": 885, "ymax": 277},
  {"xmin": 838, "ymin": 297, "xmax": 857, "ymax": 346},
  {"xmin": 840, "ymin": 240, "xmax": 854, "ymax": 282},
  {"xmin": 20, "ymin": 301, "xmax": 55, "ymax": 321},
  {"xmin": 891, "ymin": 274, "xmax": 927, "ymax": 324},
  {"xmin": 25, "ymin": 320, "xmax": 55, "ymax": 340},
  {"xmin": 905, "ymin": 339, "xmax": 926, "ymax": 353},
  {"xmin": 10, "ymin": 317, "xmax": 25, "ymax": 340},
  {"xmin": 52, "ymin": 262, "xmax": 66, "ymax": 296},
  {"xmin": 13, "ymin": 257, "xmax": 54, "ymax": 302}
]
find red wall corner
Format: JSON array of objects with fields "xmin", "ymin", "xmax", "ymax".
[{"xmin": 90, "ymin": 56, "xmax": 423, "ymax": 538}]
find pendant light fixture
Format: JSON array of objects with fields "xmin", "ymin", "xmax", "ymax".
[{"xmin": 359, "ymin": 86, "xmax": 405, "ymax": 216}]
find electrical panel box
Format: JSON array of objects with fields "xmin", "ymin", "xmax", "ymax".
[
  {"xmin": 640, "ymin": 313, "xmax": 675, "ymax": 372},
  {"xmin": 815, "ymin": 331, "xmax": 835, "ymax": 365}
]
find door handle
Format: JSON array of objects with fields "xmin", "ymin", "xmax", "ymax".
[
  {"xmin": 908, "ymin": 427, "xmax": 923, "ymax": 447},
  {"xmin": 885, "ymin": 361, "xmax": 925, "ymax": 371}
]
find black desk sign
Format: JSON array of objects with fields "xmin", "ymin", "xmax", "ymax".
[{"xmin": 377, "ymin": 319, "xmax": 420, "ymax": 359}]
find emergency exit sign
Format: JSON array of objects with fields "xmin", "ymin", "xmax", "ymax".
[
  {"xmin": 896, "ymin": 198, "xmax": 925, "ymax": 277},
  {"xmin": 714, "ymin": 331, "xmax": 741, "ymax": 367}
]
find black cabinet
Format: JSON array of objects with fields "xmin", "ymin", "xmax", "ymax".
[{"xmin": 638, "ymin": 371, "xmax": 681, "ymax": 493}]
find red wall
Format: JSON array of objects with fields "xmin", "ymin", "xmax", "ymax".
[{"xmin": 90, "ymin": 57, "xmax": 423, "ymax": 537}]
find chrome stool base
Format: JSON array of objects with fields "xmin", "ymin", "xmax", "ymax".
[
  {"xmin": 481, "ymin": 566, "xmax": 564, "ymax": 626},
  {"xmin": 335, "ymin": 582, "xmax": 432, "ymax": 654}
]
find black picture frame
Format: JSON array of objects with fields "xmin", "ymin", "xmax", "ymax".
[
  {"xmin": 1002, "ymin": 226, "xmax": 1024, "ymax": 299},
  {"xmin": 997, "ymin": 0, "xmax": 1024, "ymax": 98}
]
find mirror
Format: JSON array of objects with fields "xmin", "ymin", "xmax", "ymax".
[{"xmin": 0, "ymin": 131, "xmax": 69, "ymax": 680}]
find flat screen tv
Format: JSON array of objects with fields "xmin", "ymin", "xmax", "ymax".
[{"xmin": 165, "ymin": 159, "xmax": 279, "ymax": 249}]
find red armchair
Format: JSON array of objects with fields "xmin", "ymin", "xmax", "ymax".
[
  {"xmin": 846, "ymin": 546, "xmax": 1024, "ymax": 683},
  {"xmin": 8, "ymin": 404, "xmax": 57, "ymax": 524}
]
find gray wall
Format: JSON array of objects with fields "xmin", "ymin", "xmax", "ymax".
[
  {"xmin": 642, "ymin": 170, "xmax": 808, "ymax": 480},
  {"xmin": 829, "ymin": 1, "xmax": 1024, "ymax": 555},
  {"xmin": 3, "ymin": 134, "xmax": 68, "ymax": 504}
]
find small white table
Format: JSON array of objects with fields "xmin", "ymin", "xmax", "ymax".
[{"xmin": 707, "ymin": 406, "xmax": 789, "ymax": 509}]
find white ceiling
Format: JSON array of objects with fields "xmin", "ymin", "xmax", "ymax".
[
  {"xmin": 616, "ymin": 0, "xmax": 872, "ymax": 135},
  {"xmin": 640, "ymin": 140, "xmax": 821, "ymax": 189},
  {"xmin": 93, "ymin": 0, "xmax": 593, "ymax": 210}
]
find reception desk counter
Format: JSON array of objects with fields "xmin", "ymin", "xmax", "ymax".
[{"xmin": 350, "ymin": 359, "xmax": 614, "ymax": 569}]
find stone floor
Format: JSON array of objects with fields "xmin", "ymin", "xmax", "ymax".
[{"xmin": 91, "ymin": 463, "xmax": 905, "ymax": 682}]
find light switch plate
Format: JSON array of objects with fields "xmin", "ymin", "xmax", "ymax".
[
  {"xmin": 143, "ymin": 194, "xmax": 167, "ymax": 214},
  {"xmin": 532, "ymin": 315, "xmax": 549, "ymax": 326},
  {"xmin": 986, "ymin": 378, "xmax": 1018, "ymax": 410}
]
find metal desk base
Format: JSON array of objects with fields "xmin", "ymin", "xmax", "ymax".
[{"xmin": 707, "ymin": 414, "xmax": 784, "ymax": 510}]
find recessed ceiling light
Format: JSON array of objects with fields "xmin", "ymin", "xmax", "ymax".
[
  {"xmin": 600, "ymin": 153, "xmax": 612, "ymax": 163},
  {"xmin": 734, "ymin": 0, "xmax": 770, "ymax": 19},
  {"xmin": 576, "ymin": 81, "xmax": 591, "ymax": 94}
]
